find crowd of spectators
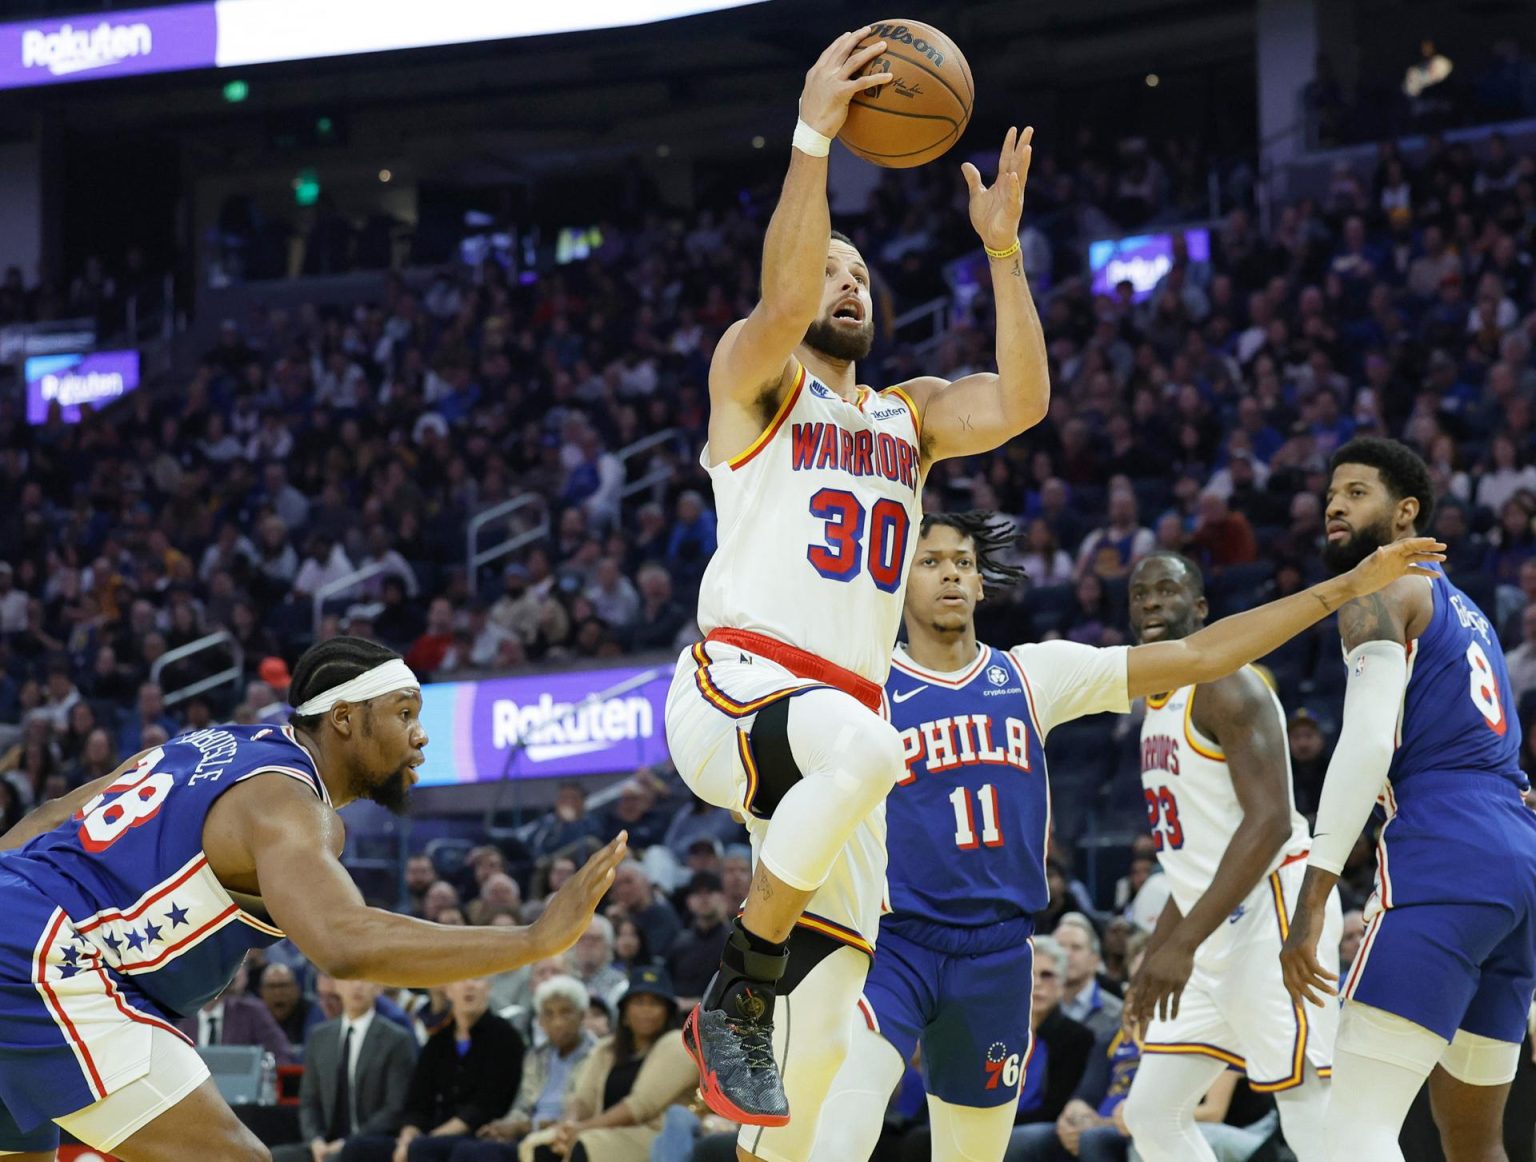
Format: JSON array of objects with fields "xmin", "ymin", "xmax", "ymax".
[{"xmin": 7, "ymin": 113, "xmax": 1536, "ymax": 1156}]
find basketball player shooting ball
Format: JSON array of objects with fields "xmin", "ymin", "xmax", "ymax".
[
  {"xmin": 1279, "ymin": 438, "xmax": 1536, "ymax": 1161},
  {"xmin": 664, "ymin": 24, "xmax": 1048, "ymax": 1154},
  {"xmin": 0, "ymin": 637, "xmax": 626, "ymax": 1162}
]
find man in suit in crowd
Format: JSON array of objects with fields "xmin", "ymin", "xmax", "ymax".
[
  {"xmin": 341, "ymin": 976, "xmax": 524, "ymax": 1161},
  {"xmin": 175, "ymin": 958, "xmax": 295, "ymax": 1065},
  {"xmin": 262, "ymin": 961, "xmax": 328, "ymax": 1059},
  {"xmin": 272, "ymin": 979, "xmax": 417, "ymax": 1162}
]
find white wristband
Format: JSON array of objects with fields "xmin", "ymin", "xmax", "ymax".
[{"xmin": 793, "ymin": 118, "xmax": 832, "ymax": 157}]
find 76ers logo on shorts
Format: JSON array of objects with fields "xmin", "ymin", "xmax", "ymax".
[{"xmin": 983, "ymin": 1040, "xmax": 1024, "ymax": 1091}]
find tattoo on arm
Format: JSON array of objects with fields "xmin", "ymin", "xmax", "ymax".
[
  {"xmin": 1337, "ymin": 591, "xmax": 1404, "ymax": 649},
  {"xmin": 753, "ymin": 868, "xmax": 773, "ymax": 901},
  {"xmin": 1010, "ymin": 256, "xmax": 1023, "ymax": 278},
  {"xmin": 961, "ymin": 414, "xmax": 975, "ymax": 432}
]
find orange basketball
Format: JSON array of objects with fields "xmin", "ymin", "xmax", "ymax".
[{"xmin": 840, "ymin": 19, "xmax": 973, "ymax": 168}]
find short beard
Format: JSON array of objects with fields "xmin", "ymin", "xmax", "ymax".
[
  {"xmin": 1321, "ymin": 519, "xmax": 1392, "ymax": 575},
  {"xmin": 803, "ymin": 316, "xmax": 874, "ymax": 363},
  {"xmin": 363, "ymin": 766, "xmax": 413, "ymax": 815}
]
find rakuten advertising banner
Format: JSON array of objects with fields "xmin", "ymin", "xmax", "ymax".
[
  {"xmin": 0, "ymin": 0, "xmax": 766, "ymax": 90},
  {"xmin": 25, "ymin": 350, "xmax": 140, "ymax": 424},
  {"xmin": 415, "ymin": 665, "xmax": 674, "ymax": 785},
  {"xmin": 0, "ymin": 4, "xmax": 217, "ymax": 89}
]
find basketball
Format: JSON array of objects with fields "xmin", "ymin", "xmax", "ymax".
[{"xmin": 840, "ymin": 19, "xmax": 973, "ymax": 168}]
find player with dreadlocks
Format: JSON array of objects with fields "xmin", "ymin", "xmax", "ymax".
[
  {"xmin": 0, "ymin": 636, "xmax": 626, "ymax": 1161},
  {"xmin": 808, "ymin": 514, "xmax": 1445, "ymax": 1162}
]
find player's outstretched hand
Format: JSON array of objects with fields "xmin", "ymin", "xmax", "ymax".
[
  {"xmin": 529, "ymin": 833, "xmax": 628, "ymax": 958},
  {"xmin": 1343, "ymin": 536, "xmax": 1446, "ymax": 598},
  {"xmin": 1125, "ymin": 938, "xmax": 1197, "ymax": 1028},
  {"xmin": 961, "ymin": 126, "xmax": 1034, "ymax": 253},
  {"xmin": 1279, "ymin": 903, "xmax": 1338, "ymax": 1009},
  {"xmin": 799, "ymin": 28, "xmax": 895, "ymax": 138}
]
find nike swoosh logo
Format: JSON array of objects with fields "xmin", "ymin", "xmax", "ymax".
[{"xmin": 892, "ymin": 687, "xmax": 927, "ymax": 703}]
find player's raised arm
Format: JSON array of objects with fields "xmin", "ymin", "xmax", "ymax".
[
  {"xmin": 217, "ymin": 776, "xmax": 627, "ymax": 984},
  {"xmin": 1124, "ymin": 537, "xmax": 1443, "ymax": 700},
  {"xmin": 892, "ymin": 127, "xmax": 1048, "ymax": 463},
  {"xmin": 709, "ymin": 29, "xmax": 892, "ymax": 407}
]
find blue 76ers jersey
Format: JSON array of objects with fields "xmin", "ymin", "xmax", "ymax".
[
  {"xmin": 0, "ymin": 725, "xmax": 326, "ymax": 1017},
  {"xmin": 882, "ymin": 641, "xmax": 1130, "ymax": 946},
  {"xmin": 1388, "ymin": 569, "xmax": 1526, "ymax": 798}
]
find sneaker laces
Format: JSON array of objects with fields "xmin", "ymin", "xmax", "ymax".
[{"xmin": 724, "ymin": 1014, "xmax": 778, "ymax": 1072}]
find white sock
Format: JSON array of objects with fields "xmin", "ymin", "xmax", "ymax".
[{"xmin": 1122, "ymin": 1052, "xmax": 1225, "ymax": 1162}]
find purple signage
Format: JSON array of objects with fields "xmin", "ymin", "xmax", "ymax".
[
  {"xmin": 0, "ymin": 3, "xmax": 217, "ymax": 91},
  {"xmin": 416, "ymin": 664, "xmax": 673, "ymax": 784},
  {"xmin": 25, "ymin": 349, "xmax": 141, "ymax": 424},
  {"xmin": 1089, "ymin": 228, "xmax": 1211, "ymax": 301}
]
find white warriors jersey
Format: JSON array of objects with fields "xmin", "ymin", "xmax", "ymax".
[
  {"xmin": 696, "ymin": 359, "xmax": 924, "ymax": 685},
  {"xmin": 1139, "ymin": 670, "xmax": 1311, "ymax": 916}
]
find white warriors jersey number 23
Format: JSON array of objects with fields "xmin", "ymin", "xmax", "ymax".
[
  {"xmin": 696, "ymin": 359, "xmax": 924, "ymax": 685},
  {"xmin": 1140, "ymin": 671, "xmax": 1311, "ymax": 915}
]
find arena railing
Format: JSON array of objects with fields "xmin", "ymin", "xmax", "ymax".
[
  {"xmin": 466, "ymin": 493, "xmax": 549, "ymax": 589},
  {"xmin": 311, "ymin": 560, "xmax": 397, "ymax": 638},
  {"xmin": 150, "ymin": 629, "xmax": 244, "ymax": 709},
  {"xmin": 616, "ymin": 427, "xmax": 683, "ymax": 502}
]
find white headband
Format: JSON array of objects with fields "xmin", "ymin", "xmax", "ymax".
[{"xmin": 292, "ymin": 659, "xmax": 421, "ymax": 718}]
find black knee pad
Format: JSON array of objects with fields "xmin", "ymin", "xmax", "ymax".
[{"xmin": 742, "ymin": 696, "xmax": 804, "ymax": 821}]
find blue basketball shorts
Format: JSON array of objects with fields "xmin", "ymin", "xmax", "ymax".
[
  {"xmin": 0, "ymin": 863, "xmax": 188, "ymax": 1153},
  {"xmin": 860, "ymin": 922, "xmax": 1035, "ymax": 1108},
  {"xmin": 1344, "ymin": 775, "xmax": 1536, "ymax": 1045}
]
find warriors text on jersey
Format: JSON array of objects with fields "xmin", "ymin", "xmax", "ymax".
[
  {"xmin": 695, "ymin": 359, "xmax": 924, "ymax": 685},
  {"xmin": 0, "ymin": 724, "xmax": 325, "ymax": 1019},
  {"xmin": 882, "ymin": 640, "xmax": 1130, "ymax": 950},
  {"xmin": 1139, "ymin": 669, "xmax": 1310, "ymax": 916}
]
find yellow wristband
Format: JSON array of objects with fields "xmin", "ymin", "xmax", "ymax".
[{"xmin": 984, "ymin": 238, "xmax": 1021, "ymax": 260}]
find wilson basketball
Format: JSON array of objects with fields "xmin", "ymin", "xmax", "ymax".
[{"xmin": 840, "ymin": 19, "xmax": 973, "ymax": 168}]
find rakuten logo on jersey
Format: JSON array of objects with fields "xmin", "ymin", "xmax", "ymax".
[
  {"xmin": 492, "ymin": 694, "xmax": 655, "ymax": 762},
  {"xmin": 21, "ymin": 21, "xmax": 153, "ymax": 77}
]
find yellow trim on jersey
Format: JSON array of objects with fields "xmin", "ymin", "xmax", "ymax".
[
  {"xmin": 1183, "ymin": 688, "xmax": 1225, "ymax": 761},
  {"xmin": 1142, "ymin": 1043, "xmax": 1247, "ymax": 1070},
  {"xmin": 1248, "ymin": 870, "xmax": 1311, "ymax": 1094},
  {"xmin": 881, "ymin": 384, "xmax": 923, "ymax": 445},
  {"xmin": 735, "ymin": 727, "xmax": 761, "ymax": 817},
  {"xmin": 727, "ymin": 361, "xmax": 808, "ymax": 471},
  {"xmin": 795, "ymin": 913, "xmax": 875, "ymax": 958},
  {"xmin": 1145, "ymin": 690, "xmax": 1175, "ymax": 711},
  {"xmin": 690, "ymin": 642, "xmax": 814, "ymax": 719}
]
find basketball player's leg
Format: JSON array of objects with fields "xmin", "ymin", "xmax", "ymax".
[
  {"xmin": 807, "ymin": 933, "xmax": 932, "ymax": 1162},
  {"xmin": 916, "ymin": 938, "xmax": 1039, "ymax": 1162},
  {"xmin": 1127, "ymin": 963, "xmax": 1233, "ymax": 1162},
  {"xmin": 1122, "ymin": 1052, "xmax": 1226, "ymax": 1162},
  {"xmin": 1428, "ymin": 1060, "xmax": 1514, "ymax": 1162},
  {"xmin": 1326, "ymin": 1000, "xmax": 1449, "ymax": 1162},
  {"xmin": 57, "ymin": 1028, "xmax": 268, "ymax": 1161},
  {"xmin": 736, "ymin": 944, "xmax": 871, "ymax": 1162}
]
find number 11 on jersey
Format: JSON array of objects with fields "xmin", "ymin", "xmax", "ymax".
[{"xmin": 950, "ymin": 784, "xmax": 1004, "ymax": 849}]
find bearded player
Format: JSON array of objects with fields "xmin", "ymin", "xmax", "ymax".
[
  {"xmin": 1280, "ymin": 438, "xmax": 1536, "ymax": 1162},
  {"xmin": 0, "ymin": 636, "xmax": 625, "ymax": 1161},
  {"xmin": 1121, "ymin": 552, "xmax": 1339, "ymax": 1162},
  {"xmin": 801, "ymin": 514, "xmax": 1441, "ymax": 1162},
  {"xmin": 663, "ymin": 24, "xmax": 1050, "ymax": 1154}
]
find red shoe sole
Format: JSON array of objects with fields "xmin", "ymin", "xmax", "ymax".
[{"xmin": 682, "ymin": 1006, "xmax": 791, "ymax": 1128}]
